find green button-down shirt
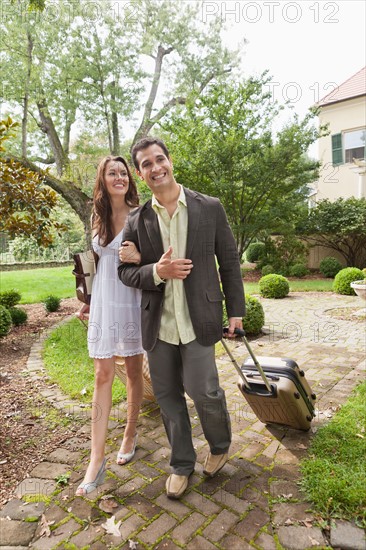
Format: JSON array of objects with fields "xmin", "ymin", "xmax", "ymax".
[{"xmin": 152, "ymin": 185, "xmax": 196, "ymax": 345}]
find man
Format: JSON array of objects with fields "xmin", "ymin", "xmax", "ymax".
[{"xmin": 118, "ymin": 137, "xmax": 245, "ymax": 499}]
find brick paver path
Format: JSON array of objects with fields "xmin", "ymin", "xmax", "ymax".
[{"xmin": 1, "ymin": 292, "xmax": 365, "ymax": 549}]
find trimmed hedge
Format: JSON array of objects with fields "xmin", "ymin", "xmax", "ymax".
[
  {"xmin": 289, "ymin": 263, "xmax": 309, "ymax": 278},
  {"xmin": 44, "ymin": 295, "xmax": 61, "ymax": 312},
  {"xmin": 245, "ymin": 242, "xmax": 265, "ymax": 263},
  {"xmin": 333, "ymin": 268, "xmax": 364, "ymax": 295},
  {"xmin": 259, "ymin": 274, "xmax": 290, "ymax": 299},
  {"xmin": 9, "ymin": 307, "xmax": 28, "ymax": 326},
  {"xmin": 223, "ymin": 294, "xmax": 265, "ymax": 335},
  {"xmin": 0, "ymin": 289, "xmax": 21, "ymax": 309}
]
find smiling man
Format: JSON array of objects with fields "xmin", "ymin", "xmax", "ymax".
[{"xmin": 118, "ymin": 136, "xmax": 245, "ymax": 499}]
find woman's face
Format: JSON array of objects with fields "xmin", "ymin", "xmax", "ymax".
[{"xmin": 104, "ymin": 160, "xmax": 129, "ymax": 199}]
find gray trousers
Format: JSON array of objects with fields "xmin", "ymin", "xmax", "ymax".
[{"xmin": 147, "ymin": 339, "xmax": 231, "ymax": 476}]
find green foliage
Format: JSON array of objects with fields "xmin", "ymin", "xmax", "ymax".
[
  {"xmin": 319, "ymin": 256, "xmax": 343, "ymax": 278},
  {"xmin": 362, "ymin": 268, "xmax": 366, "ymax": 278},
  {"xmin": 43, "ymin": 295, "xmax": 61, "ymax": 312},
  {"xmin": 0, "ymin": 305, "xmax": 12, "ymax": 337},
  {"xmin": 43, "ymin": 317, "xmax": 126, "ymax": 404},
  {"xmin": 163, "ymin": 77, "xmax": 323, "ymax": 256},
  {"xmin": 0, "ymin": 289, "xmax": 21, "ymax": 308},
  {"xmin": 223, "ymin": 294, "xmax": 265, "ymax": 335},
  {"xmin": 0, "ymin": 117, "xmax": 64, "ymax": 246},
  {"xmin": 245, "ymin": 242, "xmax": 265, "ymax": 263},
  {"xmin": 259, "ymin": 274, "xmax": 290, "ymax": 299},
  {"xmin": 9, "ymin": 307, "xmax": 28, "ymax": 326},
  {"xmin": 333, "ymin": 267, "xmax": 364, "ymax": 295},
  {"xmin": 300, "ymin": 381, "xmax": 366, "ymax": 523},
  {"xmin": 258, "ymin": 235, "xmax": 308, "ymax": 276},
  {"xmin": 261, "ymin": 265, "xmax": 275, "ymax": 276},
  {"xmin": 299, "ymin": 198, "xmax": 366, "ymax": 268},
  {"xmin": 289, "ymin": 263, "xmax": 309, "ymax": 278}
]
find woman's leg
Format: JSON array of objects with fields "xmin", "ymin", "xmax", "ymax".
[
  {"xmin": 76, "ymin": 357, "xmax": 114, "ymax": 495},
  {"xmin": 117, "ymin": 353, "xmax": 143, "ymax": 461}
]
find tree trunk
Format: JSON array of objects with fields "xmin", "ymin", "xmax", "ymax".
[
  {"xmin": 132, "ymin": 45, "xmax": 173, "ymax": 146},
  {"xmin": 36, "ymin": 94, "xmax": 67, "ymax": 176},
  {"xmin": 22, "ymin": 30, "xmax": 33, "ymax": 158},
  {"xmin": 111, "ymin": 81, "xmax": 120, "ymax": 155}
]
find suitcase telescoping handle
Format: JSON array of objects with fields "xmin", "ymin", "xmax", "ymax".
[{"xmin": 222, "ymin": 328, "xmax": 272, "ymax": 393}]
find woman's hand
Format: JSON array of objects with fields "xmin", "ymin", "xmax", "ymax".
[
  {"xmin": 119, "ymin": 241, "xmax": 141, "ymax": 264},
  {"xmin": 76, "ymin": 303, "xmax": 90, "ymax": 321}
]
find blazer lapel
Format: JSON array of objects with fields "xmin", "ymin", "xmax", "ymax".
[
  {"xmin": 185, "ymin": 189, "xmax": 202, "ymax": 258},
  {"xmin": 142, "ymin": 206, "xmax": 164, "ymax": 259}
]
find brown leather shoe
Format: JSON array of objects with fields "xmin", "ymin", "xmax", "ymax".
[
  {"xmin": 166, "ymin": 474, "xmax": 189, "ymax": 499},
  {"xmin": 203, "ymin": 452, "xmax": 228, "ymax": 477}
]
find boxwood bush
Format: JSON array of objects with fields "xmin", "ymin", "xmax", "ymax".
[
  {"xmin": 333, "ymin": 267, "xmax": 364, "ymax": 295},
  {"xmin": 0, "ymin": 289, "xmax": 21, "ymax": 309},
  {"xmin": 44, "ymin": 295, "xmax": 61, "ymax": 312},
  {"xmin": 9, "ymin": 307, "xmax": 28, "ymax": 326},
  {"xmin": 223, "ymin": 294, "xmax": 265, "ymax": 335},
  {"xmin": 259, "ymin": 274, "xmax": 290, "ymax": 299},
  {"xmin": 245, "ymin": 242, "xmax": 265, "ymax": 263},
  {"xmin": 0, "ymin": 305, "xmax": 12, "ymax": 337},
  {"xmin": 261, "ymin": 264, "xmax": 275, "ymax": 276},
  {"xmin": 289, "ymin": 263, "xmax": 309, "ymax": 278},
  {"xmin": 319, "ymin": 256, "xmax": 343, "ymax": 278}
]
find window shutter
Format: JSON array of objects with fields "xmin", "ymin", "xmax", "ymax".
[{"xmin": 331, "ymin": 133, "xmax": 343, "ymax": 165}]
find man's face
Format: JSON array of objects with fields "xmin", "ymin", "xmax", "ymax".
[{"xmin": 136, "ymin": 144, "xmax": 175, "ymax": 193}]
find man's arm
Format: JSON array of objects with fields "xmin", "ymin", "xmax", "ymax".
[{"xmin": 214, "ymin": 200, "xmax": 245, "ymax": 331}]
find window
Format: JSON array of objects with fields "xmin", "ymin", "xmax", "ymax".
[{"xmin": 344, "ymin": 129, "xmax": 366, "ymax": 163}]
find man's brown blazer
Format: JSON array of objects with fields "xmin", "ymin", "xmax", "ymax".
[{"xmin": 118, "ymin": 187, "xmax": 245, "ymax": 351}]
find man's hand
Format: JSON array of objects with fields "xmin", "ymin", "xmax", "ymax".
[
  {"xmin": 119, "ymin": 241, "xmax": 141, "ymax": 264},
  {"xmin": 227, "ymin": 316, "xmax": 243, "ymax": 338},
  {"xmin": 156, "ymin": 246, "xmax": 193, "ymax": 280}
]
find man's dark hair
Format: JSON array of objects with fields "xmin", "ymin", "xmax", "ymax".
[{"xmin": 131, "ymin": 137, "xmax": 170, "ymax": 170}]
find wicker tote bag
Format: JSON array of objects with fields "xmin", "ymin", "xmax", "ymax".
[{"xmin": 115, "ymin": 354, "xmax": 155, "ymax": 401}]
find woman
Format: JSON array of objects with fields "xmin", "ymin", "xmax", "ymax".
[{"xmin": 76, "ymin": 156, "xmax": 144, "ymax": 496}]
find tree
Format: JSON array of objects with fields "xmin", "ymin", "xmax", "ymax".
[
  {"xmin": 0, "ymin": 117, "xmax": 64, "ymax": 246},
  {"xmin": 299, "ymin": 198, "xmax": 366, "ymax": 268},
  {"xmin": 1, "ymin": 0, "xmax": 238, "ymax": 235},
  {"xmin": 162, "ymin": 76, "xmax": 324, "ymax": 255}
]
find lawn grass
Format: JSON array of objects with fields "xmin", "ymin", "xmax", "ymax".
[
  {"xmin": 0, "ymin": 266, "xmax": 75, "ymax": 304},
  {"xmin": 42, "ymin": 317, "xmax": 126, "ymax": 404},
  {"xmin": 244, "ymin": 278, "xmax": 334, "ymax": 294},
  {"xmin": 300, "ymin": 381, "xmax": 366, "ymax": 525}
]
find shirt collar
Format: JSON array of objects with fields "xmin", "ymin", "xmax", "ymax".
[{"xmin": 152, "ymin": 185, "xmax": 186, "ymax": 211}]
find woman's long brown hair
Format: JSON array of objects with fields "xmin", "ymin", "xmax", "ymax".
[{"xmin": 92, "ymin": 156, "xmax": 139, "ymax": 246}]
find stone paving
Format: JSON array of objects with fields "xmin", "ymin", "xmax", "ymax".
[{"xmin": 0, "ymin": 292, "xmax": 365, "ymax": 550}]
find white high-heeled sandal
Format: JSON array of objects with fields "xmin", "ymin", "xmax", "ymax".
[
  {"xmin": 116, "ymin": 435, "xmax": 137, "ymax": 465},
  {"xmin": 76, "ymin": 458, "xmax": 107, "ymax": 496}
]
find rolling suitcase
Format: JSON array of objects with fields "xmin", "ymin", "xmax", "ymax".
[{"xmin": 222, "ymin": 328, "xmax": 316, "ymax": 431}]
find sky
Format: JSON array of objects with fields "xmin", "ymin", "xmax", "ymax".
[{"xmin": 216, "ymin": 0, "xmax": 366, "ymax": 156}]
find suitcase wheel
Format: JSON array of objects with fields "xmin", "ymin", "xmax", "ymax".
[
  {"xmin": 294, "ymin": 392, "xmax": 300, "ymax": 399},
  {"xmin": 299, "ymin": 370, "xmax": 305, "ymax": 377},
  {"xmin": 306, "ymin": 415, "xmax": 313, "ymax": 422},
  {"xmin": 311, "ymin": 393, "xmax": 316, "ymax": 400}
]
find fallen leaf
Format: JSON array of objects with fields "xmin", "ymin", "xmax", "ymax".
[
  {"xmin": 128, "ymin": 540, "xmax": 138, "ymax": 549},
  {"xmin": 281, "ymin": 494, "xmax": 293, "ymax": 499},
  {"xmin": 309, "ymin": 536, "xmax": 319, "ymax": 545},
  {"xmin": 99, "ymin": 498, "xmax": 118, "ymax": 514},
  {"xmin": 356, "ymin": 433, "xmax": 364, "ymax": 439},
  {"xmin": 101, "ymin": 516, "xmax": 122, "ymax": 537},
  {"xmin": 38, "ymin": 515, "xmax": 55, "ymax": 537},
  {"xmin": 284, "ymin": 518, "xmax": 294, "ymax": 525}
]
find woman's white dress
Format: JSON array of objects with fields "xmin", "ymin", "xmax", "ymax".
[{"xmin": 88, "ymin": 229, "xmax": 144, "ymax": 359}]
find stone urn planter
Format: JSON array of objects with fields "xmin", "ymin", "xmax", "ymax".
[{"xmin": 350, "ymin": 280, "xmax": 366, "ymax": 299}]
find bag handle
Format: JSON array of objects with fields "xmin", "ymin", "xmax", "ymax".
[{"xmin": 223, "ymin": 328, "xmax": 272, "ymax": 393}]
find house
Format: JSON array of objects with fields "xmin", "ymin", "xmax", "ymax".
[
  {"xmin": 314, "ymin": 66, "xmax": 366, "ymax": 202},
  {"xmin": 306, "ymin": 67, "xmax": 366, "ymax": 269}
]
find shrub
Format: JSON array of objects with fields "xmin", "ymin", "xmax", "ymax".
[
  {"xmin": 0, "ymin": 289, "xmax": 21, "ymax": 308},
  {"xmin": 9, "ymin": 307, "xmax": 28, "ymax": 326},
  {"xmin": 362, "ymin": 268, "xmax": 366, "ymax": 278},
  {"xmin": 245, "ymin": 242, "xmax": 265, "ymax": 263},
  {"xmin": 289, "ymin": 263, "xmax": 309, "ymax": 278},
  {"xmin": 44, "ymin": 295, "xmax": 61, "ymax": 312},
  {"xmin": 222, "ymin": 294, "xmax": 265, "ymax": 336},
  {"xmin": 261, "ymin": 264, "xmax": 275, "ymax": 276},
  {"xmin": 0, "ymin": 305, "xmax": 12, "ymax": 337},
  {"xmin": 333, "ymin": 267, "xmax": 364, "ymax": 295},
  {"xmin": 259, "ymin": 274, "xmax": 290, "ymax": 299},
  {"xmin": 319, "ymin": 256, "xmax": 343, "ymax": 278}
]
